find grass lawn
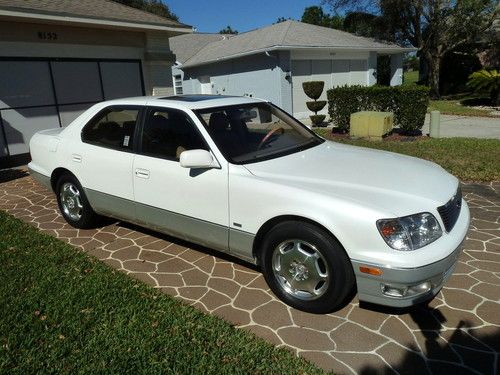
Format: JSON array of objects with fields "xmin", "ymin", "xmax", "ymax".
[
  {"xmin": 428, "ymin": 99, "xmax": 493, "ymax": 117},
  {"xmin": 403, "ymin": 71, "xmax": 495, "ymax": 117},
  {"xmin": 402, "ymin": 70, "xmax": 419, "ymax": 86},
  {"xmin": 315, "ymin": 129, "xmax": 500, "ymax": 182},
  {"xmin": 0, "ymin": 211, "xmax": 326, "ymax": 374}
]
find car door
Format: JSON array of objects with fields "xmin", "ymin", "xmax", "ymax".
[
  {"xmin": 73, "ymin": 105, "xmax": 141, "ymax": 221},
  {"xmin": 133, "ymin": 106, "xmax": 229, "ymax": 252}
]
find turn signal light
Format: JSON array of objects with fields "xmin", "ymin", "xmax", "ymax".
[{"xmin": 359, "ymin": 266, "xmax": 383, "ymax": 276}]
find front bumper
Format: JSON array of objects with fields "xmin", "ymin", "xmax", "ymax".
[{"xmin": 352, "ymin": 239, "xmax": 464, "ymax": 308}]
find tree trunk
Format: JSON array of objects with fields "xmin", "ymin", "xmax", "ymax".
[{"xmin": 427, "ymin": 55, "xmax": 441, "ymax": 99}]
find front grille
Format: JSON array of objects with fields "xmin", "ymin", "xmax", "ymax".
[{"xmin": 437, "ymin": 187, "xmax": 462, "ymax": 232}]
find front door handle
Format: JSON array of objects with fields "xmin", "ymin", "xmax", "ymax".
[{"xmin": 135, "ymin": 168, "xmax": 150, "ymax": 179}]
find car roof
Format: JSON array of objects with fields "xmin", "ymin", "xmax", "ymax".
[{"xmin": 99, "ymin": 95, "xmax": 266, "ymax": 110}]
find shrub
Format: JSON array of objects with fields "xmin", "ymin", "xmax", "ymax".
[
  {"xmin": 302, "ymin": 81, "xmax": 325, "ymax": 100},
  {"xmin": 310, "ymin": 115, "xmax": 326, "ymax": 126},
  {"xmin": 303, "ymin": 81, "xmax": 327, "ymax": 127},
  {"xmin": 306, "ymin": 100, "xmax": 327, "ymax": 113},
  {"xmin": 327, "ymin": 85, "xmax": 430, "ymax": 133},
  {"xmin": 467, "ymin": 69, "xmax": 499, "ymax": 106}
]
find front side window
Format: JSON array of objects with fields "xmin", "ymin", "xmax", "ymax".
[
  {"xmin": 195, "ymin": 103, "xmax": 323, "ymax": 164},
  {"xmin": 81, "ymin": 107, "xmax": 139, "ymax": 151},
  {"xmin": 140, "ymin": 108, "xmax": 207, "ymax": 161}
]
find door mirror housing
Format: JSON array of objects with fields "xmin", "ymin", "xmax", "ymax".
[{"xmin": 179, "ymin": 149, "xmax": 219, "ymax": 169}]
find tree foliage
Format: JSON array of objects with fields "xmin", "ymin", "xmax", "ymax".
[
  {"xmin": 112, "ymin": 0, "xmax": 178, "ymax": 21},
  {"xmin": 467, "ymin": 69, "xmax": 500, "ymax": 105},
  {"xmin": 343, "ymin": 11, "xmax": 389, "ymax": 39},
  {"xmin": 301, "ymin": 6, "xmax": 344, "ymax": 29},
  {"xmin": 219, "ymin": 25, "xmax": 238, "ymax": 34},
  {"xmin": 275, "ymin": 17, "xmax": 292, "ymax": 24},
  {"xmin": 321, "ymin": 0, "xmax": 499, "ymax": 97}
]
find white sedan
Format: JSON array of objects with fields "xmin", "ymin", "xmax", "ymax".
[{"xmin": 29, "ymin": 95, "xmax": 469, "ymax": 313}]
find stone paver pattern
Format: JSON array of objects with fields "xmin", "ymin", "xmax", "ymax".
[{"xmin": 0, "ymin": 169, "xmax": 499, "ymax": 374}]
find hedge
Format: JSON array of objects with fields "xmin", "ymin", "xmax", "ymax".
[{"xmin": 327, "ymin": 85, "xmax": 430, "ymax": 133}]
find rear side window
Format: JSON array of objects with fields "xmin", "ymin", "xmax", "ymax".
[{"xmin": 82, "ymin": 107, "xmax": 139, "ymax": 151}]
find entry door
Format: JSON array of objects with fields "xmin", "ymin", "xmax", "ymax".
[{"xmin": 133, "ymin": 107, "xmax": 229, "ymax": 251}]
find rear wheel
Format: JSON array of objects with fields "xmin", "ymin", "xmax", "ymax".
[
  {"xmin": 260, "ymin": 221, "xmax": 355, "ymax": 314},
  {"xmin": 56, "ymin": 174, "xmax": 100, "ymax": 229}
]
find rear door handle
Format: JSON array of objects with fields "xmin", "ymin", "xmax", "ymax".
[
  {"xmin": 135, "ymin": 168, "xmax": 150, "ymax": 179},
  {"xmin": 72, "ymin": 154, "xmax": 82, "ymax": 163}
]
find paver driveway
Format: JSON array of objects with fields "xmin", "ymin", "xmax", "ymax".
[{"xmin": 0, "ymin": 169, "xmax": 498, "ymax": 374}]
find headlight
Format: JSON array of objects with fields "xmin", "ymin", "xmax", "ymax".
[{"xmin": 377, "ymin": 213, "xmax": 442, "ymax": 251}]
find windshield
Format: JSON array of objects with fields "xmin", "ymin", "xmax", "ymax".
[{"xmin": 194, "ymin": 103, "xmax": 323, "ymax": 164}]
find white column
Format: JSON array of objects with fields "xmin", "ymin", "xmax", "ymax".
[
  {"xmin": 144, "ymin": 31, "xmax": 176, "ymax": 95},
  {"xmin": 390, "ymin": 53, "xmax": 403, "ymax": 86},
  {"xmin": 368, "ymin": 51, "xmax": 377, "ymax": 86}
]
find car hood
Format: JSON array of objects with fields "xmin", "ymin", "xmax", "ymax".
[{"xmin": 243, "ymin": 141, "xmax": 458, "ymax": 217}]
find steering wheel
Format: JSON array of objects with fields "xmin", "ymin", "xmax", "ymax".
[{"xmin": 258, "ymin": 127, "xmax": 285, "ymax": 150}]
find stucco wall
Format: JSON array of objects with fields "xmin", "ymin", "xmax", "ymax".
[{"xmin": 181, "ymin": 51, "xmax": 292, "ymax": 113}]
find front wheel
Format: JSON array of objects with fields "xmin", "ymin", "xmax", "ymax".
[
  {"xmin": 56, "ymin": 174, "xmax": 101, "ymax": 229},
  {"xmin": 260, "ymin": 221, "xmax": 355, "ymax": 314}
]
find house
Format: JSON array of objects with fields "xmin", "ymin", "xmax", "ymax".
[
  {"xmin": 170, "ymin": 20, "xmax": 414, "ymax": 119},
  {"xmin": 0, "ymin": 0, "xmax": 191, "ymax": 167}
]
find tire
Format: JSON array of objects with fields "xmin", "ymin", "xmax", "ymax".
[
  {"xmin": 260, "ymin": 221, "xmax": 355, "ymax": 314},
  {"xmin": 56, "ymin": 173, "xmax": 101, "ymax": 229}
]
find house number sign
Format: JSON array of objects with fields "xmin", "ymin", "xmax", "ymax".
[{"xmin": 37, "ymin": 32, "xmax": 58, "ymax": 40}]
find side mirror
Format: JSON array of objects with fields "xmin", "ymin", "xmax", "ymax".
[{"xmin": 179, "ymin": 149, "xmax": 219, "ymax": 169}]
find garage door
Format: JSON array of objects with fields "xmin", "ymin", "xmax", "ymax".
[
  {"xmin": 0, "ymin": 58, "xmax": 144, "ymax": 162},
  {"xmin": 291, "ymin": 59, "xmax": 368, "ymax": 117},
  {"xmin": 291, "ymin": 60, "xmax": 311, "ymax": 115}
]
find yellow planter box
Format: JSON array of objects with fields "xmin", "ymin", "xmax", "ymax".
[{"xmin": 350, "ymin": 111, "xmax": 394, "ymax": 140}]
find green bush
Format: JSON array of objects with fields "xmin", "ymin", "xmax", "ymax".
[
  {"xmin": 310, "ymin": 115, "xmax": 326, "ymax": 126},
  {"xmin": 467, "ymin": 69, "xmax": 499, "ymax": 106},
  {"xmin": 327, "ymin": 85, "xmax": 430, "ymax": 133},
  {"xmin": 303, "ymin": 81, "xmax": 325, "ymax": 100},
  {"xmin": 306, "ymin": 100, "xmax": 327, "ymax": 113}
]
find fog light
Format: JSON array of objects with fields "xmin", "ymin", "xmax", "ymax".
[
  {"xmin": 381, "ymin": 284, "xmax": 408, "ymax": 298},
  {"xmin": 408, "ymin": 281, "xmax": 432, "ymax": 295},
  {"xmin": 381, "ymin": 281, "xmax": 432, "ymax": 298}
]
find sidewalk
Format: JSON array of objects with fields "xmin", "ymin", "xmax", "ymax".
[{"xmin": 422, "ymin": 114, "xmax": 500, "ymax": 139}]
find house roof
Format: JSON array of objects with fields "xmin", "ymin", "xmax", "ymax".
[
  {"xmin": 178, "ymin": 20, "xmax": 413, "ymax": 68},
  {"xmin": 0, "ymin": 0, "xmax": 191, "ymax": 32},
  {"xmin": 170, "ymin": 33, "xmax": 226, "ymax": 64}
]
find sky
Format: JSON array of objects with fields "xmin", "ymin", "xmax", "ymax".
[{"xmin": 166, "ymin": 0, "xmax": 324, "ymax": 33}]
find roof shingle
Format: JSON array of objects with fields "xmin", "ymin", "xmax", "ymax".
[
  {"xmin": 177, "ymin": 20, "xmax": 411, "ymax": 68},
  {"xmin": 169, "ymin": 33, "xmax": 226, "ymax": 64},
  {"xmin": 0, "ymin": 0, "xmax": 190, "ymax": 29}
]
